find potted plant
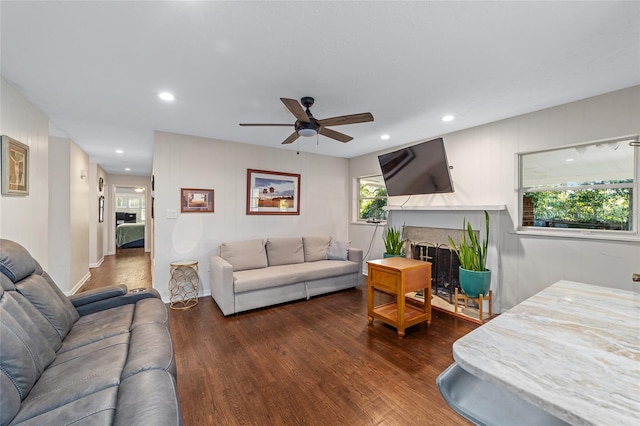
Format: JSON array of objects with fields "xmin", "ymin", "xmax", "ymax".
[
  {"xmin": 448, "ymin": 211, "xmax": 491, "ymax": 298},
  {"xmin": 383, "ymin": 225, "xmax": 404, "ymax": 258}
]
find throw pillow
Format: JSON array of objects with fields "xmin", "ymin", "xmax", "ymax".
[{"xmin": 326, "ymin": 238, "xmax": 349, "ymax": 261}]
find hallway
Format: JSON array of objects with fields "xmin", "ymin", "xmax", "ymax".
[{"xmin": 80, "ymin": 248, "xmax": 151, "ymax": 293}]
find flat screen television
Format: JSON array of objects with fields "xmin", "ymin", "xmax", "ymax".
[{"xmin": 378, "ymin": 137, "xmax": 454, "ymax": 196}]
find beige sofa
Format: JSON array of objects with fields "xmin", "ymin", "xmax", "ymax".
[{"xmin": 210, "ymin": 236, "xmax": 362, "ymax": 315}]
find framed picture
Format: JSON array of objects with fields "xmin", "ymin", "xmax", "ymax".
[
  {"xmin": 246, "ymin": 169, "xmax": 300, "ymax": 215},
  {"xmin": 181, "ymin": 188, "xmax": 214, "ymax": 213},
  {"xmin": 1, "ymin": 135, "xmax": 29, "ymax": 196},
  {"xmin": 98, "ymin": 196, "xmax": 105, "ymax": 223}
]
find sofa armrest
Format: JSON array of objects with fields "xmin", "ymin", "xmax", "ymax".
[
  {"xmin": 347, "ymin": 247, "xmax": 363, "ymax": 286},
  {"xmin": 210, "ymin": 255, "xmax": 235, "ymax": 316},
  {"xmin": 69, "ymin": 284, "xmax": 128, "ymax": 307},
  {"xmin": 71, "ymin": 287, "xmax": 162, "ymax": 316}
]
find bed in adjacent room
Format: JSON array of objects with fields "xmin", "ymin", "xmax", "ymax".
[{"xmin": 116, "ymin": 222, "xmax": 145, "ymax": 248}]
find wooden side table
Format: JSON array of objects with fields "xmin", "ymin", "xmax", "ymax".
[
  {"xmin": 367, "ymin": 257, "xmax": 432, "ymax": 337},
  {"xmin": 169, "ymin": 260, "xmax": 199, "ymax": 310}
]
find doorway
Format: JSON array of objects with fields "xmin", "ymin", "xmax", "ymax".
[{"xmin": 111, "ymin": 185, "xmax": 148, "ymax": 254}]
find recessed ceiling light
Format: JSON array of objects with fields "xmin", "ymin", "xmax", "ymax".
[
  {"xmin": 442, "ymin": 115, "xmax": 455, "ymax": 122},
  {"xmin": 125, "ymin": 168, "xmax": 131, "ymax": 171},
  {"xmin": 158, "ymin": 92, "xmax": 175, "ymax": 101},
  {"xmin": 381, "ymin": 134, "xmax": 390, "ymax": 140},
  {"xmin": 565, "ymin": 158, "xmax": 574, "ymax": 162},
  {"xmin": 115, "ymin": 149, "xmax": 123, "ymax": 154},
  {"xmin": 134, "ymin": 188, "xmax": 144, "ymax": 193}
]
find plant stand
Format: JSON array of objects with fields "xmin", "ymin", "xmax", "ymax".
[{"xmin": 454, "ymin": 288, "xmax": 492, "ymax": 323}]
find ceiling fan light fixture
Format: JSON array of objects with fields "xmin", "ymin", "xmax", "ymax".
[{"xmin": 298, "ymin": 128, "xmax": 317, "ymax": 137}]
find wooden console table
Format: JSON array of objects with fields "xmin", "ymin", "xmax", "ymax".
[{"xmin": 367, "ymin": 257, "xmax": 432, "ymax": 337}]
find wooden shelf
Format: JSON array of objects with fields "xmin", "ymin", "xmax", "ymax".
[{"xmin": 373, "ymin": 302, "xmax": 430, "ymax": 328}]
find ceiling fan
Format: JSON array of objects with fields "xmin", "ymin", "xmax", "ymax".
[{"xmin": 239, "ymin": 97, "xmax": 374, "ymax": 145}]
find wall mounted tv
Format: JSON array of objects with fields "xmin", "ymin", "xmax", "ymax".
[{"xmin": 378, "ymin": 137, "xmax": 454, "ymax": 196}]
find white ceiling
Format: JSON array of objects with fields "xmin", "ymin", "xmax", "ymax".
[{"xmin": 1, "ymin": 1, "xmax": 638, "ymax": 176}]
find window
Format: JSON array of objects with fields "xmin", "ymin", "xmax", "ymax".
[
  {"xmin": 116, "ymin": 197, "xmax": 127, "ymax": 208},
  {"xmin": 519, "ymin": 136, "xmax": 638, "ymax": 233},
  {"xmin": 358, "ymin": 175, "xmax": 387, "ymax": 222}
]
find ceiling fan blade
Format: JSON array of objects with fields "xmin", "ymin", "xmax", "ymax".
[
  {"xmin": 319, "ymin": 127, "xmax": 353, "ymax": 143},
  {"xmin": 239, "ymin": 123, "xmax": 294, "ymax": 127},
  {"xmin": 280, "ymin": 98, "xmax": 310, "ymax": 123},
  {"xmin": 317, "ymin": 112, "xmax": 374, "ymax": 127},
  {"xmin": 282, "ymin": 132, "xmax": 301, "ymax": 145}
]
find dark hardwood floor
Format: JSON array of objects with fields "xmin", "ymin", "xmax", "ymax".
[
  {"xmin": 79, "ymin": 247, "xmax": 151, "ymax": 293},
  {"xmin": 84, "ymin": 249, "xmax": 477, "ymax": 425}
]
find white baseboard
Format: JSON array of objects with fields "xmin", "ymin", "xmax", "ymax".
[
  {"xmin": 89, "ymin": 257, "xmax": 105, "ymax": 268},
  {"xmin": 69, "ymin": 271, "xmax": 91, "ymax": 295}
]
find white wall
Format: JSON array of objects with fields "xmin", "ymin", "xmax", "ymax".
[
  {"xmin": 106, "ymin": 174, "xmax": 152, "ymax": 254},
  {"xmin": 0, "ymin": 78, "xmax": 50, "ymax": 265},
  {"xmin": 349, "ymin": 86, "xmax": 640, "ymax": 311},
  {"xmin": 48, "ymin": 137, "xmax": 90, "ymax": 293},
  {"xmin": 152, "ymin": 131, "xmax": 350, "ymax": 300},
  {"xmin": 89, "ymin": 163, "xmax": 107, "ymax": 267}
]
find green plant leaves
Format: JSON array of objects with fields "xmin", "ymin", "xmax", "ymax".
[
  {"xmin": 383, "ymin": 226, "xmax": 404, "ymax": 255},
  {"xmin": 448, "ymin": 211, "xmax": 489, "ymax": 271}
]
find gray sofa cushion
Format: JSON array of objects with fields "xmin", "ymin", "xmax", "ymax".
[
  {"xmin": 16, "ymin": 274, "xmax": 79, "ymax": 340},
  {"xmin": 234, "ymin": 260, "xmax": 359, "ymax": 293},
  {"xmin": 266, "ymin": 237, "xmax": 304, "ymax": 266},
  {"xmin": 302, "ymin": 236, "xmax": 331, "ymax": 262},
  {"xmin": 220, "ymin": 239, "xmax": 267, "ymax": 272},
  {"xmin": 0, "ymin": 239, "xmax": 39, "ymax": 283},
  {"xmin": 0, "ymin": 288, "xmax": 56, "ymax": 424}
]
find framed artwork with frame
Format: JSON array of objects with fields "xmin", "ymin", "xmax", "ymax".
[
  {"xmin": 181, "ymin": 188, "xmax": 214, "ymax": 213},
  {"xmin": 1, "ymin": 135, "xmax": 29, "ymax": 196},
  {"xmin": 246, "ymin": 169, "xmax": 300, "ymax": 215},
  {"xmin": 98, "ymin": 196, "xmax": 105, "ymax": 223}
]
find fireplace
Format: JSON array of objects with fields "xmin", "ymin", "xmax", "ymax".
[
  {"xmin": 402, "ymin": 225, "xmax": 470, "ymax": 304},
  {"xmin": 411, "ymin": 243, "xmax": 461, "ymax": 303}
]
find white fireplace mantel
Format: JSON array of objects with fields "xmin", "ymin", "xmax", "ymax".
[{"xmin": 385, "ymin": 204, "xmax": 506, "ymax": 212}]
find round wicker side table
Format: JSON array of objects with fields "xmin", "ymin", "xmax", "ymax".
[{"xmin": 169, "ymin": 260, "xmax": 199, "ymax": 310}]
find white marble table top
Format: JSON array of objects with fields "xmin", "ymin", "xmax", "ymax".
[{"xmin": 453, "ymin": 280, "xmax": 640, "ymax": 425}]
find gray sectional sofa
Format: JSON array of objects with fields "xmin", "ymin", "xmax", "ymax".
[
  {"xmin": 210, "ymin": 236, "xmax": 362, "ymax": 316},
  {"xmin": 0, "ymin": 239, "xmax": 182, "ymax": 426}
]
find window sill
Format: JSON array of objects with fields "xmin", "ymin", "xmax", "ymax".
[
  {"xmin": 351, "ymin": 221, "xmax": 386, "ymax": 226},
  {"xmin": 512, "ymin": 228, "xmax": 640, "ymax": 243}
]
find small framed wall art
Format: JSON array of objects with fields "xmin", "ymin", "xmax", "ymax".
[
  {"xmin": 246, "ymin": 169, "xmax": 300, "ymax": 215},
  {"xmin": 1, "ymin": 135, "xmax": 29, "ymax": 196},
  {"xmin": 181, "ymin": 188, "xmax": 214, "ymax": 213},
  {"xmin": 98, "ymin": 196, "xmax": 105, "ymax": 223}
]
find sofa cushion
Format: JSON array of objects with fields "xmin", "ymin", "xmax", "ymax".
[
  {"xmin": 302, "ymin": 236, "xmax": 331, "ymax": 262},
  {"xmin": 0, "ymin": 239, "xmax": 39, "ymax": 283},
  {"xmin": 16, "ymin": 274, "xmax": 79, "ymax": 339},
  {"xmin": 58, "ymin": 304, "xmax": 134, "ymax": 354},
  {"xmin": 327, "ymin": 238, "xmax": 350, "ymax": 261},
  {"xmin": 233, "ymin": 260, "xmax": 359, "ymax": 293},
  {"xmin": 220, "ymin": 239, "xmax": 267, "ymax": 272},
  {"xmin": 0, "ymin": 288, "xmax": 56, "ymax": 416},
  {"xmin": 6, "ymin": 290, "xmax": 63, "ymax": 352},
  {"xmin": 12, "ymin": 340, "xmax": 128, "ymax": 425},
  {"xmin": 266, "ymin": 237, "xmax": 304, "ymax": 266},
  {"xmin": 114, "ymin": 370, "xmax": 181, "ymax": 426}
]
